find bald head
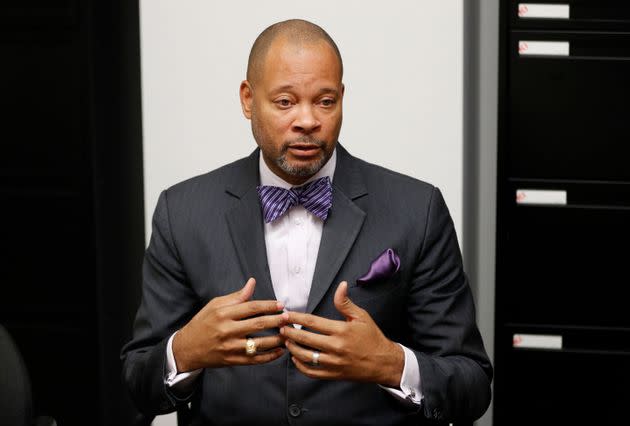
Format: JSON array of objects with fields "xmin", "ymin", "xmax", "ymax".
[{"xmin": 246, "ymin": 19, "xmax": 343, "ymax": 85}]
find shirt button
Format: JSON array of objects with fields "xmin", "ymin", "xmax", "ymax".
[
  {"xmin": 288, "ymin": 404, "xmax": 302, "ymax": 417},
  {"xmin": 294, "ymin": 218, "xmax": 302, "ymax": 226},
  {"xmin": 409, "ymin": 390, "xmax": 416, "ymax": 399},
  {"xmin": 294, "ymin": 265, "xmax": 301, "ymax": 274}
]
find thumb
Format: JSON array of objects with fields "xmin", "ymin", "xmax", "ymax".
[
  {"xmin": 333, "ymin": 281, "xmax": 361, "ymax": 320},
  {"xmin": 235, "ymin": 277, "xmax": 256, "ymax": 303},
  {"xmin": 213, "ymin": 277, "xmax": 256, "ymax": 309}
]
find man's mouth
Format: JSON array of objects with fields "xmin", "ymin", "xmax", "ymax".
[{"xmin": 287, "ymin": 143, "xmax": 322, "ymax": 158}]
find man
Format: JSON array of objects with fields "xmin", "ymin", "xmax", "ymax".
[{"xmin": 122, "ymin": 19, "xmax": 492, "ymax": 425}]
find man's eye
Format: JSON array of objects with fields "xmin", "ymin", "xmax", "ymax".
[
  {"xmin": 320, "ymin": 99, "xmax": 335, "ymax": 107},
  {"xmin": 276, "ymin": 99, "xmax": 292, "ymax": 107}
]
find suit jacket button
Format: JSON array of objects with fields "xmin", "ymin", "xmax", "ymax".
[{"xmin": 289, "ymin": 404, "xmax": 302, "ymax": 417}]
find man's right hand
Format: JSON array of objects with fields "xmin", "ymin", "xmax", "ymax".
[{"xmin": 172, "ymin": 278, "xmax": 286, "ymax": 372}]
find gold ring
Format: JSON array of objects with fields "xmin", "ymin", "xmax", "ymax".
[
  {"xmin": 245, "ymin": 338, "xmax": 257, "ymax": 356},
  {"xmin": 311, "ymin": 351, "xmax": 320, "ymax": 366}
]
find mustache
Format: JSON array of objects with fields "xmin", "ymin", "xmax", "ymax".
[{"xmin": 282, "ymin": 137, "xmax": 325, "ymax": 151}]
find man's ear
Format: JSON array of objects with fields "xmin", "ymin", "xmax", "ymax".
[
  {"xmin": 239, "ymin": 80, "xmax": 253, "ymax": 119},
  {"xmin": 341, "ymin": 83, "xmax": 345, "ymax": 98}
]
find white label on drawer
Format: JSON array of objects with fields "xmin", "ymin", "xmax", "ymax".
[
  {"xmin": 516, "ymin": 189, "xmax": 567, "ymax": 205},
  {"xmin": 518, "ymin": 4, "xmax": 570, "ymax": 19},
  {"xmin": 519, "ymin": 41, "xmax": 570, "ymax": 56},
  {"xmin": 513, "ymin": 334, "xmax": 563, "ymax": 350}
]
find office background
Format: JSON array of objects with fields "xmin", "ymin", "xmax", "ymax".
[
  {"xmin": 0, "ymin": 1, "xmax": 499, "ymax": 425},
  {"xmin": 9, "ymin": 0, "xmax": 628, "ymax": 425}
]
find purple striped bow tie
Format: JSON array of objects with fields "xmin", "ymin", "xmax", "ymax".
[{"xmin": 257, "ymin": 176, "xmax": 333, "ymax": 223}]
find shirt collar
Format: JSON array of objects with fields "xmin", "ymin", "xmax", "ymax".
[{"xmin": 259, "ymin": 147, "xmax": 337, "ymax": 189}]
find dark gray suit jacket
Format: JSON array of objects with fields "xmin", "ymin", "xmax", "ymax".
[{"xmin": 121, "ymin": 145, "xmax": 492, "ymax": 425}]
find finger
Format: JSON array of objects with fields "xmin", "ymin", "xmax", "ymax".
[
  {"xmin": 221, "ymin": 299, "xmax": 284, "ymax": 321},
  {"xmin": 233, "ymin": 335, "xmax": 285, "ymax": 353},
  {"xmin": 285, "ymin": 339, "xmax": 335, "ymax": 367},
  {"xmin": 231, "ymin": 313, "xmax": 287, "ymax": 335},
  {"xmin": 333, "ymin": 281, "xmax": 362, "ymax": 320},
  {"xmin": 291, "ymin": 356, "xmax": 339, "ymax": 380},
  {"xmin": 280, "ymin": 326, "xmax": 336, "ymax": 352},
  {"xmin": 212, "ymin": 278, "xmax": 256, "ymax": 309},
  {"xmin": 225, "ymin": 348, "xmax": 285, "ymax": 366},
  {"xmin": 283, "ymin": 311, "xmax": 342, "ymax": 334}
]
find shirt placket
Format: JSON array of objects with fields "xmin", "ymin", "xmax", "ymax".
[{"xmin": 286, "ymin": 207, "xmax": 309, "ymax": 312}]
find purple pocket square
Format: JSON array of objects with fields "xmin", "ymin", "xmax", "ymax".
[{"xmin": 356, "ymin": 248, "xmax": 400, "ymax": 285}]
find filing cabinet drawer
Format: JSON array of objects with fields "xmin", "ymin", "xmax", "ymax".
[
  {"xmin": 510, "ymin": 0, "xmax": 630, "ymax": 30},
  {"xmin": 507, "ymin": 32, "xmax": 630, "ymax": 181}
]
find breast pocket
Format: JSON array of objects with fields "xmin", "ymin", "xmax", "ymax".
[
  {"xmin": 347, "ymin": 269, "xmax": 403, "ymax": 305},
  {"xmin": 348, "ymin": 271, "xmax": 407, "ymax": 332}
]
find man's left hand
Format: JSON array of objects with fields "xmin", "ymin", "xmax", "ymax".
[{"xmin": 280, "ymin": 281, "xmax": 404, "ymax": 387}]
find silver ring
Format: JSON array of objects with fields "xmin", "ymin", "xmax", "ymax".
[
  {"xmin": 245, "ymin": 338, "xmax": 257, "ymax": 356},
  {"xmin": 311, "ymin": 350, "xmax": 320, "ymax": 366}
]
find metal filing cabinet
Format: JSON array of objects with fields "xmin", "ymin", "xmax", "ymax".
[{"xmin": 494, "ymin": 2, "xmax": 630, "ymax": 425}]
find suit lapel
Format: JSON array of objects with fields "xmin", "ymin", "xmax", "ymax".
[
  {"xmin": 306, "ymin": 145, "xmax": 367, "ymax": 313},
  {"xmin": 225, "ymin": 149, "xmax": 276, "ymax": 301},
  {"xmin": 223, "ymin": 145, "xmax": 368, "ymax": 308}
]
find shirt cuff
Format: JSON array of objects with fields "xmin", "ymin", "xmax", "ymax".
[
  {"xmin": 378, "ymin": 343, "xmax": 423, "ymax": 405},
  {"xmin": 165, "ymin": 331, "xmax": 203, "ymax": 389}
]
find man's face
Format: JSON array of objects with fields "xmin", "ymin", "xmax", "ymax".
[{"xmin": 240, "ymin": 38, "xmax": 344, "ymax": 185}]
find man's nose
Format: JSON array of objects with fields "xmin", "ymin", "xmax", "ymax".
[{"xmin": 292, "ymin": 104, "xmax": 321, "ymax": 133}]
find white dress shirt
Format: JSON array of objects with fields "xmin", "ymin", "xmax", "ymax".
[{"xmin": 165, "ymin": 148, "xmax": 423, "ymax": 405}]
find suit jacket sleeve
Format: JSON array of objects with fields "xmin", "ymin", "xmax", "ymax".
[
  {"xmin": 407, "ymin": 187, "xmax": 492, "ymax": 422},
  {"xmin": 121, "ymin": 190, "xmax": 200, "ymax": 416}
]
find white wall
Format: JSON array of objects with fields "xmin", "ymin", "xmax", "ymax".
[{"xmin": 140, "ymin": 2, "xmax": 463, "ymax": 425}]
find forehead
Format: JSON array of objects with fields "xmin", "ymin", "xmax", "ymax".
[{"xmin": 259, "ymin": 38, "xmax": 342, "ymax": 88}]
